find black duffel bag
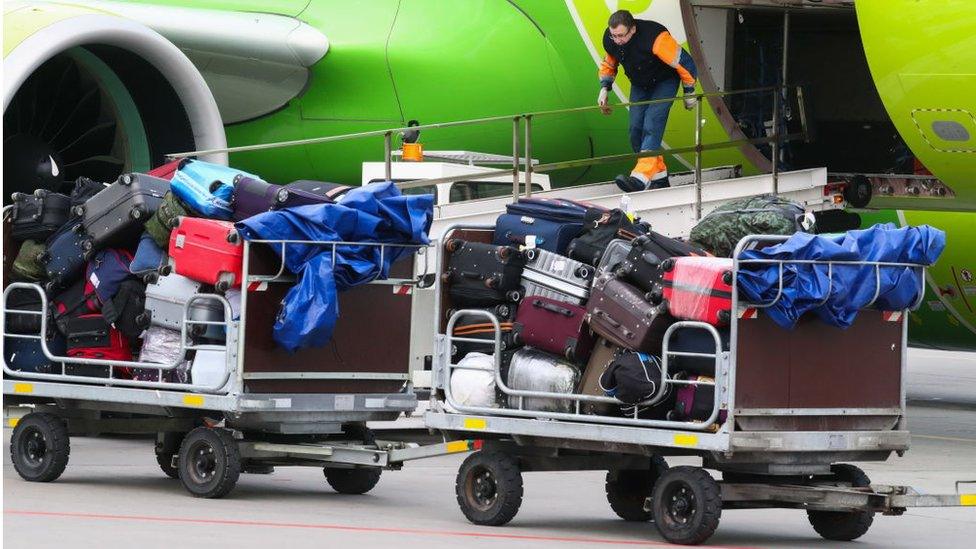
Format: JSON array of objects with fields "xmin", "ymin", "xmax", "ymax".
[{"xmin": 566, "ymin": 208, "xmax": 647, "ymax": 267}]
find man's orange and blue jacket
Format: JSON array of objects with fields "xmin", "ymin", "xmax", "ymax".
[{"xmin": 600, "ymin": 20, "xmax": 698, "ymax": 94}]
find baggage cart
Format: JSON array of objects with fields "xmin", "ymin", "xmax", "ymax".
[
  {"xmin": 3, "ymin": 208, "xmax": 468, "ymax": 498},
  {"xmin": 425, "ymin": 225, "xmax": 975, "ymax": 545}
]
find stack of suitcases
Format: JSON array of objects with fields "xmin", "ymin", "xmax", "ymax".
[
  {"xmin": 444, "ymin": 197, "xmax": 734, "ymax": 426},
  {"xmin": 4, "ymin": 158, "xmax": 350, "ymax": 384}
]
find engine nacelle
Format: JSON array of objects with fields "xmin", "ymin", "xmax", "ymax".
[{"xmin": 3, "ymin": 3, "xmax": 226, "ymax": 197}]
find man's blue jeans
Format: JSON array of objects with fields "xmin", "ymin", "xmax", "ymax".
[{"xmin": 629, "ymin": 77, "xmax": 679, "ymax": 154}]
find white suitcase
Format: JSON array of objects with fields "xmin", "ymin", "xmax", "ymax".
[
  {"xmin": 519, "ymin": 248, "xmax": 593, "ymax": 306},
  {"xmin": 141, "ymin": 273, "xmax": 225, "ymax": 336}
]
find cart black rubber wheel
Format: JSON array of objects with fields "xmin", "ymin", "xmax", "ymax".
[
  {"xmin": 10, "ymin": 412, "xmax": 70, "ymax": 482},
  {"xmin": 177, "ymin": 427, "xmax": 240, "ymax": 498},
  {"xmin": 155, "ymin": 432, "xmax": 185, "ymax": 480},
  {"xmin": 651, "ymin": 466, "xmax": 721, "ymax": 545},
  {"xmin": 807, "ymin": 464, "xmax": 875, "ymax": 541},
  {"xmin": 606, "ymin": 456, "xmax": 669, "ymax": 521},
  {"xmin": 455, "ymin": 450, "xmax": 523, "ymax": 526},
  {"xmin": 323, "ymin": 424, "xmax": 382, "ymax": 494}
]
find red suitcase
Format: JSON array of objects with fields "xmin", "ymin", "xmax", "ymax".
[
  {"xmin": 661, "ymin": 256, "xmax": 733, "ymax": 327},
  {"xmin": 169, "ymin": 217, "xmax": 244, "ymax": 291},
  {"xmin": 513, "ymin": 295, "xmax": 595, "ymax": 363}
]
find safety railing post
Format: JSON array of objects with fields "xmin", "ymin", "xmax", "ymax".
[
  {"xmin": 524, "ymin": 114, "xmax": 533, "ymax": 197},
  {"xmin": 384, "ymin": 131, "xmax": 393, "ymax": 181},
  {"xmin": 771, "ymin": 88, "xmax": 780, "ymax": 195},
  {"xmin": 694, "ymin": 95, "xmax": 704, "ymax": 221},
  {"xmin": 512, "ymin": 116, "xmax": 521, "ymax": 202}
]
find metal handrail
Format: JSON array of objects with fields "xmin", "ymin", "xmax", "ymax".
[{"xmin": 165, "ymin": 85, "xmax": 804, "ymax": 221}]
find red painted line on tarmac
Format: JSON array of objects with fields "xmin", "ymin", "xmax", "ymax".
[{"xmin": 5, "ymin": 509, "xmax": 757, "ymax": 548}]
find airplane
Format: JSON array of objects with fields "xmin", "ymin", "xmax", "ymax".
[{"xmin": 3, "ymin": 0, "xmax": 974, "ymax": 351}]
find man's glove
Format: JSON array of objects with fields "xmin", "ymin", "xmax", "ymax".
[
  {"xmin": 598, "ymin": 88, "xmax": 611, "ymax": 115},
  {"xmin": 683, "ymin": 86, "xmax": 697, "ymax": 110}
]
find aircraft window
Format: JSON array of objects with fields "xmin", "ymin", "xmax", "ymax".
[{"xmin": 449, "ymin": 181, "xmax": 544, "ymax": 202}]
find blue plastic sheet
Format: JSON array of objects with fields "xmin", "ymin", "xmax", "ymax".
[
  {"xmin": 736, "ymin": 224, "xmax": 945, "ymax": 329},
  {"xmin": 171, "ymin": 159, "xmax": 262, "ymax": 219},
  {"xmin": 236, "ymin": 181, "xmax": 434, "ymax": 351}
]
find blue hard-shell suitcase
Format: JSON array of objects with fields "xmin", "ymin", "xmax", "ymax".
[{"xmin": 170, "ymin": 159, "xmax": 262, "ymax": 219}]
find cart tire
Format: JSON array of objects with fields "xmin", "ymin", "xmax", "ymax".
[
  {"xmin": 807, "ymin": 464, "xmax": 874, "ymax": 541},
  {"xmin": 606, "ymin": 456, "xmax": 669, "ymax": 521},
  {"xmin": 455, "ymin": 450, "xmax": 523, "ymax": 526},
  {"xmin": 651, "ymin": 466, "xmax": 721, "ymax": 545},
  {"xmin": 324, "ymin": 467, "xmax": 382, "ymax": 494},
  {"xmin": 10, "ymin": 413, "xmax": 70, "ymax": 482},
  {"xmin": 177, "ymin": 427, "xmax": 240, "ymax": 498},
  {"xmin": 155, "ymin": 432, "xmax": 184, "ymax": 480}
]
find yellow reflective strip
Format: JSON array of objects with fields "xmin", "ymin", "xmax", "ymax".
[
  {"xmin": 8, "ymin": 418, "xmax": 20, "ymax": 428},
  {"xmin": 445, "ymin": 440, "xmax": 470, "ymax": 453},
  {"xmin": 961, "ymin": 494, "xmax": 976, "ymax": 506},
  {"xmin": 182, "ymin": 395, "xmax": 205, "ymax": 407},
  {"xmin": 674, "ymin": 434, "xmax": 698, "ymax": 447},
  {"xmin": 13, "ymin": 383, "xmax": 33, "ymax": 394},
  {"xmin": 463, "ymin": 418, "xmax": 487, "ymax": 430}
]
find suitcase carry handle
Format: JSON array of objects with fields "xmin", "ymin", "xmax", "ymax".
[
  {"xmin": 459, "ymin": 270, "xmax": 486, "ymax": 281},
  {"xmin": 532, "ymin": 299, "xmax": 573, "ymax": 317}
]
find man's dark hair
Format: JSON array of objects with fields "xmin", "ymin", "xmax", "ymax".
[{"xmin": 608, "ymin": 10, "xmax": 636, "ymax": 29}]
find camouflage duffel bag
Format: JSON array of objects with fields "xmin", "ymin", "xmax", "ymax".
[
  {"xmin": 690, "ymin": 194, "xmax": 811, "ymax": 257},
  {"xmin": 11, "ymin": 239, "xmax": 47, "ymax": 282},
  {"xmin": 144, "ymin": 191, "xmax": 192, "ymax": 248}
]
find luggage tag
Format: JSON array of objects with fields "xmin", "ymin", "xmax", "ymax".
[{"xmin": 523, "ymin": 234, "xmax": 537, "ymax": 252}]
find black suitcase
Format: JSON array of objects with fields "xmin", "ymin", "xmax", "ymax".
[
  {"xmin": 566, "ymin": 208, "xmax": 645, "ymax": 267},
  {"xmin": 288, "ymin": 180, "xmax": 352, "ymax": 200},
  {"xmin": 77, "ymin": 173, "xmax": 169, "ymax": 254},
  {"xmin": 101, "ymin": 278, "xmax": 148, "ymax": 348},
  {"xmin": 619, "ymin": 231, "xmax": 708, "ymax": 293},
  {"xmin": 444, "ymin": 239, "xmax": 526, "ymax": 307},
  {"xmin": 69, "ymin": 177, "xmax": 109, "ymax": 212},
  {"xmin": 10, "ymin": 189, "xmax": 71, "ymax": 242},
  {"xmin": 42, "ymin": 222, "xmax": 88, "ymax": 293},
  {"xmin": 450, "ymin": 307, "xmax": 520, "ymax": 360},
  {"xmin": 665, "ymin": 327, "xmax": 730, "ymax": 376},
  {"xmin": 5, "ymin": 287, "xmax": 46, "ymax": 334}
]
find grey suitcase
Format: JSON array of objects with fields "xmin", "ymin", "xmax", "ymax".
[
  {"xmin": 139, "ymin": 273, "xmax": 225, "ymax": 338},
  {"xmin": 519, "ymin": 247, "xmax": 593, "ymax": 306},
  {"xmin": 596, "ymin": 239, "xmax": 633, "ymax": 276},
  {"xmin": 506, "ymin": 348, "xmax": 580, "ymax": 413},
  {"xmin": 78, "ymin": 173, "xmax": 169, "ymax": 255}
]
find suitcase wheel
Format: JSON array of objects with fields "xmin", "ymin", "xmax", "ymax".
[
  {"xmin": 129, "ymin": 206, "xmax": 145, "ymax": 220},
  {"xmin": 496, "ymin": 246, "xmax": 512, "ymax": 261},
  {"xmin": 135, "ymin": 312, "xmax": 150, "ymax": 329},
  {"xmin": 119, "ymin": 174, "xmax": 133, "ymax": 186},
  {"xmin": 33, "ymin": 188, "xmax": 49, "ymax": 198},
  {"xmin": 444, "ymin": 239, "xmax": 462, "ymax": 253},
  {"xmin": 495, "ymin": 304, "xmax": 512, "ymax": 319},
  {"xmin": 80, "ymin": 239, "xmax": 93, "ymax": 252},
  {"xmin": 660, "ymin": 258, "xmax": 676, "ymax": 272},
  {"xmin": 523, "ymin": 248, "xmax": 537, "ymax": 261},
  {"xmin": 507, "ymin": 290, "xmax": 522, "ymax": 303},
  {"xmin": 717, "ymin": 309, "xmax": 731, "ymax": 325},
  {"xmin": 722, "ymin": 270, "xmax": 733, "ymax": 286},
  {"xmin": 440, "ymin": 272, "xmax": 453, "ymax": 284},
  {"xmin": 275, "ymin": 188, "xmax": 290, "ymax": 204},
  {"xmin": 11, "ymin": 192, "xmax": 27, "ymax": 201},
  {"xmin": 575, "ymin": 266, "xmax": 592, "ymax": 280},
  {"xmin": 143, "ymin": 272, "xmax": 159, "ymax": 285},
  {"xmin": 159, "ymin": 264, "xmax": 173, "ymax": 276},
  {"xmin": 484, "ymin": 276, "xmax": 499, "ymax": 289},
  {"xmin": 226, "ymin": 231, "xmax": 241, "ymax": 245},
  {"xmin": 645, "ymin": 290, "xmax": 663, "ymax": 305},
  {"xmin": 215, "ymin": 281, "xmax": 230, "ymax": 293}
]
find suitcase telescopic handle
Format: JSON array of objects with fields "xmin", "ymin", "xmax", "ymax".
[{"xmin": 533, "ymin": 299, "xmax": 573, "ymax": 317}]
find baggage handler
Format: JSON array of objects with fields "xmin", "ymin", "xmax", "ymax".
[{"xmin": 597, "ymin": 10, "xmax": 699, "ymax": 192}]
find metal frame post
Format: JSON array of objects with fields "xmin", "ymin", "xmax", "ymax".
[
  {"xmin": 771, "ymin": 89, "xmax": 780, "ymax": 195},
  {"xmin": 694, "ymin": 96, "xmax": 704, "ymax": 220},
  {"xmin": 524, "ymin": 115, "xmax": 533, "ymax": 197},
  {"xmin": 512, "ymin": 116, "xmax": 521, "ymax": 202},
  {"xmin": 383, "ymin": 131, "xmax": 393, "ymax": 181}
]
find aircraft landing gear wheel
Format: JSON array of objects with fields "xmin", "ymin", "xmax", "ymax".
[
  {"xmin": 177, "ymin": 427, "xmax": 240, "ymax": 498},
  {"xmin": 807, "ymin": 464, "xmax": 874, "ymax": 541},
  {"xmin": 606, "ymin": 456, "xmax": 669, "ymax": 521},
  {"xmin": 455, "ymin": 450, "xmax": 523, "ymax": 526},
  {"xmin": 651, "ymin": 466, "xmax": 722, "ymax": 545},
  {"xmin": 10, "ymin": 412, "xmax": 70, "ymax": 482}
]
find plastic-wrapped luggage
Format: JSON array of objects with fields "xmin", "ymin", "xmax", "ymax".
[
  {"xmin": 10, "ymin": 189, "xmax": 71, "ymax": 242},
  {"xmin": 506, "ymin": 349, "xmax": 580, "ymax": 413},
  {"xmin": 231, "ymin": 176, "xmax": 334, "ymax": 221},
  {"xmin": 566, "ymin": 207, "xmax": 645, "ymax": 266},
  {"xmin": 137, "ymin": 326, "xmax": 185, "ymax": 366},
  {"xmin": 690, "ymin": 193, "xmax": 809, "ymax": 257},
  {"xmin": 78, "ymin": 173, "xmax": 168, "ymax": 253},
  {"xmin": 170, "ymin": 159, "xmax": 260, "ymax": 219},
  {"xmin": 168, "ymin": 217, "xmax": 243, "ymax": 291},
  {"xmin": 144, "ymin": 191, "xmax": 192, "ymax": 249},
  {"xmin": 11, "ymin": 240, "xmax": 47, "ymax": 282},
  {"xmin": 586, "ymin": 275, "xmax": 673, "ymax": 353},
  {"xmin": 599, "ymin": 351, "xmax": 674, "ymax": 417},
  {"xmin": 661, "ymin": 256, "xmax": 733, "ymax": 327},
  {"xmin": 449, "ymin": 352, "xmax": 502, "ymax": 408},
  {"xmin": 493, "ymin": 197, "xmax": 593, "ymax": 254},
  {"xmin": 513, "ymin": 296, "xmax": 594, "ymax": 363},
  {"xmin": 444, "ymin": 239, "xmax": 526, "ymax": 307},
  {"xmin": 519, "ymin": 247, "xmax": 593, "ymax": 306}
]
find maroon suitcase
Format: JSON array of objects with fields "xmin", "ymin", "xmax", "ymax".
[
  {"xmin": 231, "ymin": 176, "xmax": 335, "ymax": 221},
  {"xmin": 513, "ymin": 295, "xmax": 595, "ymax": 363},
  {"xmin": 585, "ymin": 274, "xmax": 673, "ymax": 353}
]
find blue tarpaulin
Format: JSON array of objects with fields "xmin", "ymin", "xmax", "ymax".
[
  {"xmin": 736, "ymin": 223, "xmax": 945, "ymax": 329},
  {"xmin": 236, "ymin": 181, "xmax": 434, "ymax": 351}
]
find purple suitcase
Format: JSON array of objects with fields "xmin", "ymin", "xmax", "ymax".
[
  {"xmin": 513, "ymin": 295, "xmax": 595, "ymax": 363},
  {"xmin": 585, "ymin": 274, "xmax": 673, "ymax": 353},
  {"xmin": 668, "ymin": 373, "xmax": 727, "ymax": 424},
  {"xmin": 231, "ymin": 176, "xmax": 335, "ymax": 221}
]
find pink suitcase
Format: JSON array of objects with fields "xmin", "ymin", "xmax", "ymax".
[
  {"xmin": 169, "ymin": 217, "xmax": 243, "ymax": 291},
  {"xmin": 661, "ymin": 256, "xmax": 733, "ymax": 327}
]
